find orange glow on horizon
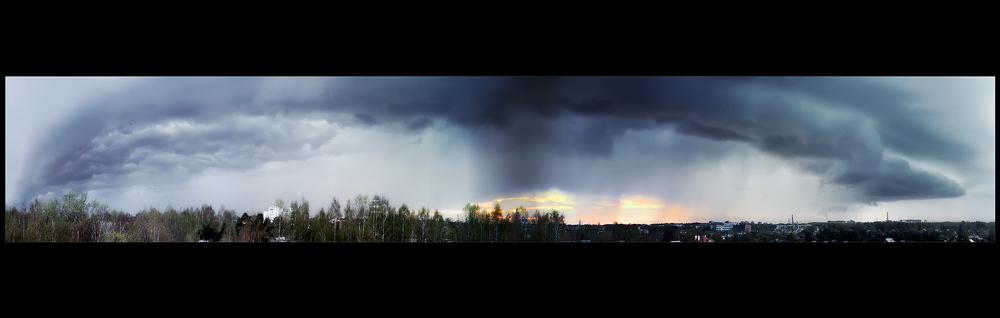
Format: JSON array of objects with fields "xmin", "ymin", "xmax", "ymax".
[
  {"xmin": 619, "ymin": 195, "xmax": 665, "ymax": 210},
  {"xmin": 525, "ymin": 205, "xmax": 573, "ymax": 211},
  {"xmin": 472, "ymin": 190, "xmax": 701, "ymax": 224}
]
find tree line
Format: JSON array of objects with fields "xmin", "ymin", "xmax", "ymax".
[
  {"xmin": 7, "ymin": 191, "xmax": 994, "ymax": 242},
  {"xmin": 789, "ymin": 221, "xmax": 996, "ymax": 242},
  {"xmin": 5, "ymin": 192, "xmax": 575, "ymax": 242}
]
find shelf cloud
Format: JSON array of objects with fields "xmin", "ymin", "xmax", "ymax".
[{"xmin": 7, "ymin": 77, "xmax": 993, "ymax": 222}]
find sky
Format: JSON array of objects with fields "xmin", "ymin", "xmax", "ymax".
[{"xmin": 5, "ymin": 77, "xmax": 995, "ymax": 224}]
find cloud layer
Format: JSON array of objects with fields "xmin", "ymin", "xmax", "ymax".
[{"xmin": 11, "ymin": 77, "xmax": 989, "ymax": 219}]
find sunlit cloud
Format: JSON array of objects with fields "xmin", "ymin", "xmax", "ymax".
[
  {"xmin": 477, "ymin": 188, "xmax": 576, "ymax": 214},
  {"xmin": 618, "ymin": 195, "xmax": 665, "ymax": 210},
  {"xmin": 525, "ymin": 205, "xmax": 574, "ymax": 211},
  {"xmin": 530, "ymin": 189, "xmax": 574, "ymax": 205},
  {"xmin": 494, "ymin": 196, "xmax": 532, "ymax": 203}
]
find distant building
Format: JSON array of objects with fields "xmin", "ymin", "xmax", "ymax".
[
  {"xmin": 332, "ymin": 218, "xmax": 346, "ymax": 228},
  {"xmin": 901, "ymin": 219, "xmax": 923, "ymax": 223},
  {"xmin": 694, "ymin": 235, "xmax": 714, "ymax": 242},
  {"xmin": 263, "ymin": 205, "xmax": 283, "ymax": 222},
  {"xmin": 715, "ymin": 221, "xmax": 736, "ymax": 231}
]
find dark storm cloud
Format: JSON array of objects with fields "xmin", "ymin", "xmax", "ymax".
[
  {"xmin": 746, "ymin": 77, "xmax": 978, "ymax": 165},
  {"xmin": 435, "ymin": 77, "xmax": 973, "ymax": 203},
  {"xmin": 658, "ymin": 117, "xmax": 752, "ymax": 142},
  {"xmin": 354, "ymin": 113, "xmax": 378, "ymax": 126},
  {"xmin": 859, "ymin": 156, "xmax": 966, "ymax": 201},
  {"xmin": 17, "ymin": 77, "xmax": 977, "ymax": 206},
  {"xmin": 18, "ymin": 80, "xmax": 335, "ymax": 200},
  {"xmin": 28, "ymin": 114, "xmax": 337, "ymax": 196}
]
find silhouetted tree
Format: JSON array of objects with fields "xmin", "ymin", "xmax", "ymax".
[{"xmin": 198, "ymin": 224, "xmax": 224, "ymax": 242}]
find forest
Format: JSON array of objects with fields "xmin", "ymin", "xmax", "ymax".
[
  {"xmin": 4, "ymin": 191, "xmax": 995, "ymax": 243},
  {"xmin": 4, "ymin": 191, "xmax": 583, "ymax": 242}
]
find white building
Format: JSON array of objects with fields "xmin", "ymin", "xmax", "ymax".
[
  {"xmin": 715, "ymin": 221, "xmax": 736, "ymax": 231},
  {"xmin": 263, "ymin": 205, "xmax": 284, "ymax": 222}
]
